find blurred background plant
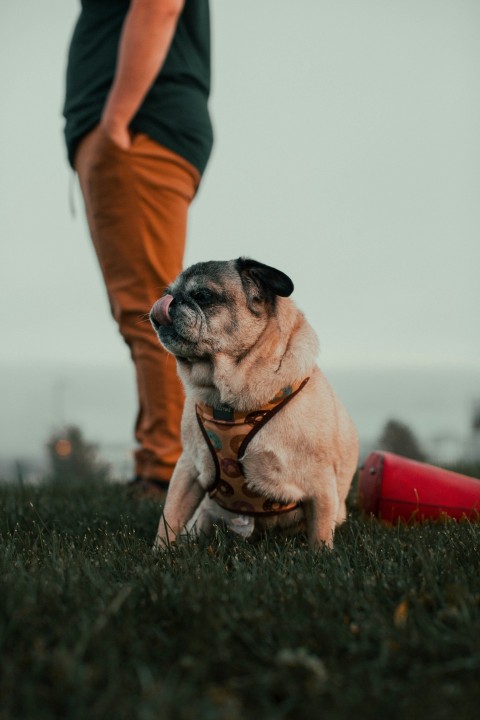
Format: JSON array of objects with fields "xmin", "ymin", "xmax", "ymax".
[
  {"xmin": 377, "ymin": 418, "xmax": 428, "ymax": 462},
  {"xmin": 45, "ymin": 425, "xmax": 110, "ymax": 486}
]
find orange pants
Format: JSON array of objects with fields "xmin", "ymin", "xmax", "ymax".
[{"xmin": 75, "ymin": 127, "xmax": 200, "ymax": 482}]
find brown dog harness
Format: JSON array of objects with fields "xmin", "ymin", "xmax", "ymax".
[{"xmin": 195, "ymin": 378, "xmax": 309, "ymax": 516}]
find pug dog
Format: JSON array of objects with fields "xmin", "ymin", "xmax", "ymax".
[{"xmin": 150, "ymin": 258, "xmax": 358, "ymax": 549}]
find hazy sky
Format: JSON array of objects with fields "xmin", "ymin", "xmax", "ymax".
[{"xmin": 1, "ymin": 0, "xmax": 479, "ymax": 371}]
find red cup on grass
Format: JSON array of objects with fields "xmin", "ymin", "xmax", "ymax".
[{"xmin": 358, "ymin": 451, "xmax": 480, "ymax": 523}]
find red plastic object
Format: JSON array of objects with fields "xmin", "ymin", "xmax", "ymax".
[{"xmin": 358, "ymin": 451, "xmax": 480, "ymax": 523}]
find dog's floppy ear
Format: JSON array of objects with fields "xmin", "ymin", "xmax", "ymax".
[{"xmin": 235, "ymin": 258, "xmax": 294, "ymax": 302}]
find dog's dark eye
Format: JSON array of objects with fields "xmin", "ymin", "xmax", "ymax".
[{"xmin": 192, "ymin": 289, "xmax": 216, "ymax": 306}]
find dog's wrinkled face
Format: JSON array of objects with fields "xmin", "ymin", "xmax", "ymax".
[{"xmin": 150, "ymin": 258, "xmax": 294, "ymax": 361}]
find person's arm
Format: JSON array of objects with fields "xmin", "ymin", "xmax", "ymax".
[{"xmin": 101, "ymin": 0, "xmax": 185, "ymax": 149}]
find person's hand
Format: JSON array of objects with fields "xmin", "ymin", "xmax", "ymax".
[{"xmin": 100, "ymin": 118, "xmax": 132, "ymax": 150}]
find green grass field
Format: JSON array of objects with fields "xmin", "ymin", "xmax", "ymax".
[{"xmin": 1, "ymin": 477, "xmax": 479, "ymax": 720}]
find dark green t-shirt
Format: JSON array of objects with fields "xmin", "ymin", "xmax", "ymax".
[{"xmin": 63, "ymin": 0, "xmax": 213, "ymax": 174}]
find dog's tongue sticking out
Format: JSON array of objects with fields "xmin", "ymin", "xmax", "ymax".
[{"xmin": 152, "ymin": 295, "xmax": 174, "ymax": 325}]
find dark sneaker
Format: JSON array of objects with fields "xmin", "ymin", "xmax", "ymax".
[{"xmin": 127, "ymin": 476, "xmax": 169, "ymax": 503}]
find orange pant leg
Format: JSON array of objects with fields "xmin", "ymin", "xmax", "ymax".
[{"xmin": 75, "ymin": 127, "xmax": 200, "ymax": 482}]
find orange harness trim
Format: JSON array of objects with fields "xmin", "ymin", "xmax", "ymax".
[{"xmin": 195, "ymin": 378, "xmax": 309, "ymax": 516}]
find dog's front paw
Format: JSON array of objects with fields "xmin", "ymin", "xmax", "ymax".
[
  {"xmin": 183, "ymin": 500, "xmax": 215, "ymax": 537},
  {"xmin": 152, "ymin": 534, "xmax": 172, "ymax": 552},
  {"xmin": 152, "ymin": 518, "xmax": 179, "ymax": 551}
]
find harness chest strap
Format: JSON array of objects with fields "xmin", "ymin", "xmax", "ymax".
[{"xmin": 195, "ymin": 377, "xmax": 310, "ymax": 516}]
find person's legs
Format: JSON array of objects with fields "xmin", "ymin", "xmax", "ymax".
[{"xmin": 75, "ymin": 127, "xmax": 200, "ymax": 485}]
